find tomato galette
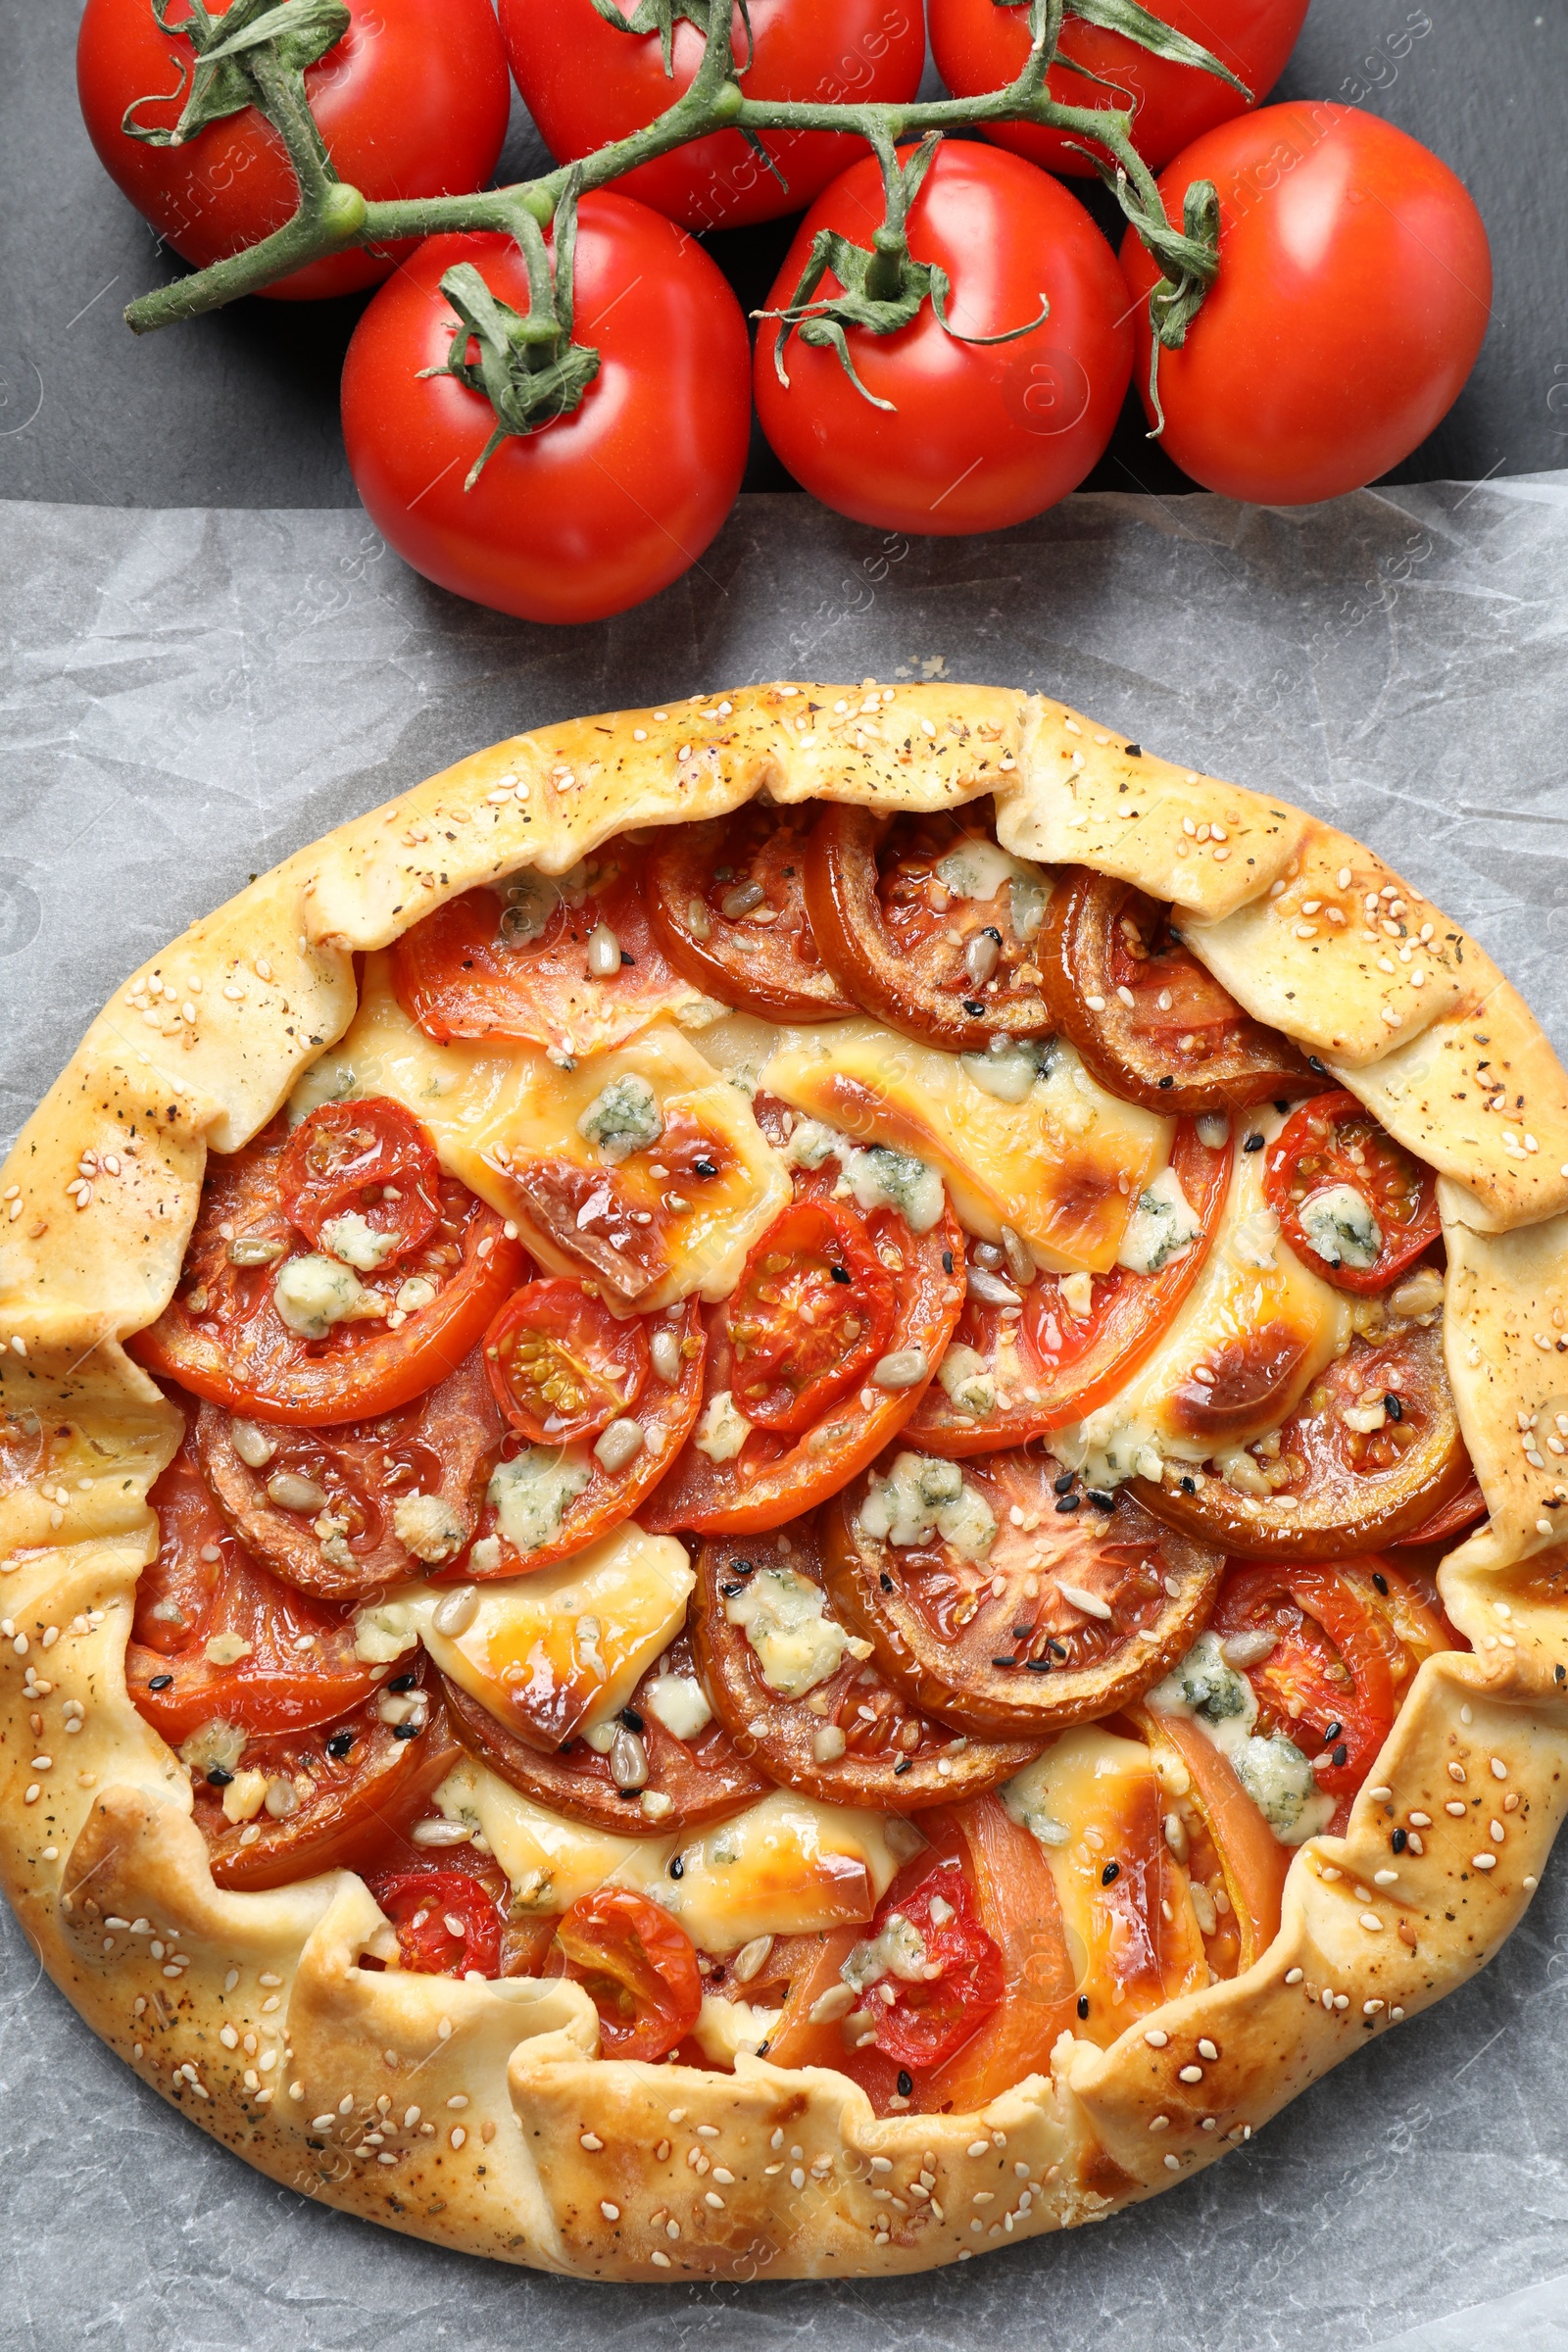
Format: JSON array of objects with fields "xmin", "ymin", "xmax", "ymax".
[{"xmin": 4, "ymin": 683, "xmax": 1568, "ymax": 2280}]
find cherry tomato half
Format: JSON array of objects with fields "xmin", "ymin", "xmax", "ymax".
[
  {"xmin": 278, "ymin": 1098, "xmax": 441, "ymax": 1264},
  {"xmin": 485, "ymin": 1278, "xmax": 650, "ymax": 1445},
  {"xmin": 342, "ymin": 203, "xmax": 751, "ymax": 625},
  {"xmin": 76, "ymin": 0, "xmax": 510, "ymax": 300},
  {"xmin": 855, "ymin": 1862, "xmax": 1004, "ymax": 2073},
  {"xmin": 754, "ymin": 142, "xmax": 1133, "ymax": 536},
  {"xmin": 929, "ymin": 0, "xmax": 1308, "ymax": 178},
  {"xmin": 557, "ymin": 1886, "xmax": 703, "ymax": 2061},
  {"xmin": 719, "ymin": 1200, "xmax": 896, "ymax": 1434},
  {"xmin": 1120, "ymin": 105, "xmax": 1492, "ymax": 504},
  {"xmin": 1265, "ymin": 1091, "xmax": 1441, "ymax": 1295},
  {"xmin": 500, "ymin": 0, "xmax": 925, "ymax": 233},
  {"xmin": 1212, "ymin": 1559, "xmax": 1400, "ymax": 1807},
  {"xmin": 368, "ymin": 1867, "xmax": 507, "ymax": 1979}
]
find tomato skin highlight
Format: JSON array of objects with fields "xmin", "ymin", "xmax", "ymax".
[
  {"xmin": 500, "ymin": 0, "xmax": 925, "ymax": 233},
  {"xmin": 341, "ymin": 206, "xmax": 752, "ymax": 625},
  {"xmin": 75, "ymin": 0, "xmax": 510, "ymax": 300},
  {"xmin": 754, "ymin": 144, "xmax": 1133, "ymax": 536},
  {"xmin": 557, "ymin": 1887, "xmax": 704, "ymax": 2061},
  {"xmin": 1120, "ymin": 105, "xmax": 1492, "ymax": 504},
  {"xmin": 929, "ymin": 0, "xmax": 1308, "ymax": 178}
]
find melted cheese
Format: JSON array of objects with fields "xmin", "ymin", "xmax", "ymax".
[
  {"xmin": 1004, "ymin": 1727, "xmax": 1169, "ymax": 1981},
  {"xmin": 433, "ymin": 1758, "xmax": 651, "ymax": 1912},
  {"xmin": 1053, "ymin": 1109, "xmax": 1354, "ymax": 1487},
  {"xmin": 761, "ymin": 1020, "xmax": 1172, "ymax": 1272},
  {"xmin": 616, "ymin": 1791, "xmax": 909, "ymax": 1951},
  {"xmin": 351, "ymin": 1523, "xmax": 693, "ymax": 1746},
  {"xmin": 293, "ymin": 956, "xmax": 790, "ymax": 1309}
]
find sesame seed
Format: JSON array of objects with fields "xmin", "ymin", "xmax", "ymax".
[
  {"xmin": 580, "ymin": 2132, "xmax": 603, "ymax": 2150},
  {"xmin": 1491, "ymin": 1757, "xmax": 1507, "ymax": 1780},
  {"xmin": 1472, "ymin": 1854, "xmax": 1496, "ymax": 1871},
  {"xmin": 1358, "ymin": 1912, "xmax": 1383, "ymax": 1933},
  {"xmin": 1178, "ymin": 2065, "xmax": 1202, "ymax": 2083},
  {"xmin": 1144, "ymin": 2029, "xmax": 1169, "ymax": 2047},
  {"xmin": 1284, "ymin": 1968, "xmax": 1303, "ymax": 1985},
  {"xmin": 599, "ymin": 2200, "xmax": 618, "ymax": 2221}
]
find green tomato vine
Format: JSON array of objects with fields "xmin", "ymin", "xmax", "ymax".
[{"xmin": 120, "ymin": 0, "xmax": 1234, "ymax": 450}]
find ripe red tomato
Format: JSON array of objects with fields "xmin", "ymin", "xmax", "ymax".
[
  {"xmin": 718, "ymin": 1200, "xmax": 896, "ymax": 1434},
  {"xmin": 75, "ymin": 0, "xmax": 511, "ymax": 301},
  {"xmin": 752, "ymin": 143, "xmax": 1132, "ymax": 535},
  {"xmin": 342, "ymin": 200, "xmax": 752, "ymax": 623},
  {"xmin": 1120, "ymin": 104, "xmax": 1493, "ymax": 504},
  {"xmin": 557, "ymin": 1887, "xmax": 703, "ymax": 2060},
  {"xmin": 928, "ymin": 0, "xmax": 1308, "ymax": 177},
  {"xmin": 485, "ymin": 1279, "xmax": 650, "ymax": 1445},
  {"xmin": 278, "ymin": 1099, "xmax": 441, "ymax": 1263},
  {"xmin": 500, "ymin": 0, "xmax": 926, "ymax": 233},
  {"xmin": 368, "ymin": 1867, "xmax": 507, "ymax": 1978}
]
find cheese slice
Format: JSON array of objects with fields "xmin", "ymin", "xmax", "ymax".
[
  {"xmin": 351, "ymin": 1522, "xmax": 694, "ymax": 1748},
  {"xmin": 293, "ymin": 956, "xmax": 790, "ymax": 1309},
  {"xmin": 1053, "ymin": 1107, "xmax": 1355, "ymax": 1488},
  {"xmin": 616, "ymin": 1791, "xmax": 912, "ymax": 1952},
  {"xmin": 433, "ymin": 1758, "xmax": 653, "ymax": 1913},
  {"xmin": 761, "ymin": 1019, "xmax": 1173, "ymax": 1272}
]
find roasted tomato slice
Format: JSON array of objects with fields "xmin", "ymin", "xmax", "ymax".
[
  {"xmin": 691, "ymin": 1521, "xmax": 1037, "ymax": 1811},
  {"xmin": 556, "ymin": 1886, "xmax": 704, "ymax": 2060},
  {"xmin": 191, "ymin": 1669, "xmax": 461, "ymax": 1890},
  {"xmin": 132, "ymin": 1118, "xmax": 525, "ymax": 1426},
  {"xmin": 850, "ymin": 1861, "xmax": 1005, "ymax": 2072},
  {"xmin": 1392, "ymin": 1472, "xmax": 1486, "ymax": 1551},
  {"xmin": 485, "ymin": 1277, "xmax": 650, "ymax": 1444},
  {"xmin": 717, "ymin": 1199, "xmax": 897, "ymax": 1435},
  {"xmin": 461, "ymin": 1298, "xmax": 707, "ymax": 1577},
  {"xmin": 127, "ymin": 1426, "xmax": 379, "ymax": 1741},
  {"xmin": 644, "ymin": 1168, "xmax": 963, "ymax": 1537},
  {"xmin": 1265, "ymin": 1091, "xmax": 1441, "ymax": 1294},
  {"xmin": 367, "ymin": 1862, "xmax": 508, "ymax": 1979},
  {"xmin": 1136, "ymin": 1313, "xmax": 1468, "ymax": 1558},
  {"xmin": 822, "ymin": 1450, "xmax": 1224, "ymax": 1740},
  {"xmin": 1039, "ymin": 868, "xmax": 1313, "ymax": 1111},
  {"xmin": 391, "ymin": 844, "xmax": 702, "ymax": 1060},
  {"xmin": 277, "ymin": 1097, "xmax": 441, "ymax": 1265},
  {"xmin": 440, "ymin": 1628, "xmax": 767, "ymax": 1834},
  {"xmin": 908, "ymin": 1118, "xmax": 1231, "ymax": 1455},
  {"xmin": 803, "ymin": 803, "xmax": 1054, "ymax": 1050},
  {"xmin": 1133, "ymin": 1704, "xmax": 1290, "ymax": 1980},
  {"xmin": 194, "ymin": 1349, "xmax": 505, "ymax": 1602},
  {"xmin": 646, "ymin": 805, "xmax": 855, "ymax": 1022},
  {"xmin": 1210, "ymin": 1559, "xmax": 1401, "ymax": 1815}
]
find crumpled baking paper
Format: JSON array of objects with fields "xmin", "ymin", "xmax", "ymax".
[{"xmin": 2, "ymin": 477, "xmax": 1567, "ymax": 2351}]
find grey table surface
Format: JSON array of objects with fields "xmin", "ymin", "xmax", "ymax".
[{"xmin": 4, "ymin": 477, "xmax": 1568, "ymax": 2350}]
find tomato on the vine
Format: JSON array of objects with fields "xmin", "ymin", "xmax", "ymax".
[
  {"xmin": 1120, "ymin": 105, "xmax": 1492, "ymax": 504},
  {"xmin": 76, "ymin": 0, "xmax": 511, "ymax": 300},
  {"xmin": 500, "ymin": 0, "xmax": 926, "ymax": 233},
  {"xmin": 342, "ymin": 202, "xmax": 752, "ymax": 624},
  {"xmin": 753, "ymin": 143, "xmax": 1132, "ymax": 535},
  {"xmin": 929, "ymin": 0, "xmax": 1308, "ymax": 178}
]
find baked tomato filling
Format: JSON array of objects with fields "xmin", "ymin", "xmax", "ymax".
[{"xmin": 125, "ymin": 803, "xmax": 1473, "ymax": 2093}]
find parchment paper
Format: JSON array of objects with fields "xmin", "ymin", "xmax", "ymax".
[{"xmin": 3, "ymin": 477, "xmax": 1568, "ymax": 2352}]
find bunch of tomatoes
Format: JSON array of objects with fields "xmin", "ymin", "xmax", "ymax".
[{"xmin": 78, "ymin": 0, "xmax": 1492, "ymax": 625}]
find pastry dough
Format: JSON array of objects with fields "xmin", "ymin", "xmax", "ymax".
[{"xmin": 4, "ymin": 680, "xmax": 1567, "ymax": 2281}]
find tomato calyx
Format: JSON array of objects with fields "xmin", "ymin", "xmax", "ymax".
[
  {"xmin": 758, "ymin": 131, "xmax": 1049, "ymax": 411},
  {"xmin": 587, "ymin": 0, "xmax": 752, "ymax": 80},
  {"xmin": 421, "ymin": 173, "xmax": 602, "ymax": 487},
  {"xmin": 1100, "ymin": 166, "xmax": 1220, "ymax": 430},
  {"xmin": 121, "ymin": 0, "xmax": 351, "ymax": 150}
]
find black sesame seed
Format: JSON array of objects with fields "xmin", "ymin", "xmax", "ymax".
[
  {"xmin": 991, "ymin": 1656, "xmax": 1017, "ymax": 1670},
  {"xmin": 1049, "ymin": 1641, "xmax": 1068, "ymax": 1660},
  {"xmin": 206, "ymin": 1765, "xmax": 234, "ymax": 1787},
  {"xmin": 830, "ymin": 1265, "xmax": 852, "ymax": 1284},
  {"xmin": 1077, "ymin": 1994, "xmax": 1090, "ymax": 2019},
  {"xmin": 1054, "ymin": 1472, "xmax": 1077, "ymax": 1494},
  {"xmin": 148, "ymin": 1673, "xmax": 173, "ymax": 1691},
  {"xmin": 392, "ymin": 1722, "xmax": 420, "ymax": 1740},
  {"xmin": 1157, "ymin": 1076, "xmax": 1174, "ymax": 1090},
  {"xmin": 894, "ymin": 1756, "xmax": 913, "ymax": 1775},
  {"xmin": 1373, "ymin": 1571, "xmax": 1390, "ymax": 1594},
  {"xmin": 1392, "ymin": 1827, "xmax": 1408, "ymax": 1853},
  {"xmin": 326, "ymin": 1731, "xmax": 355, "ymax": 1760},
  {"xmin": 1054, "ymin": 1495, "xmax": 1081, "ymax": 1514},
  {"xmin": 693, "ymin": 1157, "xmax": 717, "ymax": 1179},
  {"xmin": 880, "ymin": 1572, "xmax": 894, "ymax": 1592},
  {"xmin": 1323, "ymin": 1721, "xmax": 1343, "ymax": 1742},
  {"xmin": 1102, "ymin": 1861, "xmax": 1120, "ymax": 1886},
  {"xmin": 669, "ymin": 1856, "xmax": 685, "ymax": 1878},
  {"xmin": 897, "ymin": 2071, "xmax": 913, "ymax": 2097},
  {"xmin": 1011, "ymin": 1625, "xmax": 1033, "ymax": 1640},
  {"xmin": 1088, "ymin": 1489, "xmax": 1116, "ymax": 1513},
  {"xmin": 1180, "ymin": 1476, "xmax": 1196, "ymax": 1494},
  {"xmin": 1332, "ymin": 1742, "xmax": 1348, "ymax": 1769},
  {"xmin": 388, "ymin": 1673, "xmax": 416, "ymax": 1693},
  {"xmin": 756, "ymin": 2039, "xmax": 771, "ymax": 2058},
  {"xmin": 1307, "ymin": 1055, "xmax": 1328, "ymax": 1076},
  {"xmin": 1558, "ymin": 1664, "xmax": 1566, "ymax": 1685},
  {"xmin": 721, "ymin": 1582, "xmax": 747, "ymax": 1597},
  {"xmin": 962, "ymin": 999, "xmax": 987, "ymax": 1017},
  {"xmin": 616, "ymin": 1786, "xmax": 641, "ymax": 1799},
  {"xmin": 1244, "ymin": 1132, "xmax": 1264, "ymax": 1153},
  {"xmin": 1025, "ymin": 1657, "xmax": 1053, "ymax": 1673},
  {"xmin": 1125, "ymin": 743, "xmax": 1142, "ymax": 758},
  {"xmin": 942, "ymin": 1250, "xmax": 955, "ymax": 1274},
  {"xmin": 619, "ymin": 950, "xmax": 635, "ymax": 967},
  {"xmin": 1273, "ymin": 1099, "xmax": 1291, "ymax": 1114},
  {"xmin": 730, "ymin": 1558, "xmax": 755, "ymax": 1576},
  {"xmin": 1384, "ymin": 1395, "xmax": 1402, "ymax": 1423},
  {"xmin": 619, "ymin": 1707, "xmax": 645, "ymax": 1733}
]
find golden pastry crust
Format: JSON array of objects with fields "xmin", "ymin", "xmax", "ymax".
[{"xmin": 4, "ymin": 680, "xmax": 1568, "ymax": 2280}]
